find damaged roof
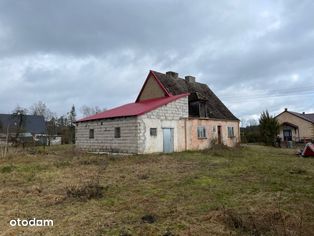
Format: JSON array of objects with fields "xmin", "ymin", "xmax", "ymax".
[{"xmin": 151, "ymin": 70, "xmax": 239, "ymax": 121}]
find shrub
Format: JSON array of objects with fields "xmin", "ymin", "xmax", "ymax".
[
  {"xmin": 0, "ymin": 165, "xmax": 15, "ymax": 173},
  {"xmin": 66, "ymin": 181, "xmax": 105, "ymax": 201}
]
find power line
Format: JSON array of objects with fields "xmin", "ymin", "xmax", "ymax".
[
  {"xmin": 220, "ymin": 85, "xmax": 314, "ymax": 99},
  {"xmin": 219, "ymin": 84, "xmax": 314, "ymax": 101}
]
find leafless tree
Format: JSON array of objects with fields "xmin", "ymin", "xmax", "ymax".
[
  {"xmin": 80, "ymin": 105, "xmax": 106, "ymax": 117},
  {"xmin": 29, "ymin": 101, "xmax": 55, "ymax": 121}
]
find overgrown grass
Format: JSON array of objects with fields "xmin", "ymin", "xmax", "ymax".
[{"xmin": 0, "ymin": 144, "xmax": 313, "ymax": 235}]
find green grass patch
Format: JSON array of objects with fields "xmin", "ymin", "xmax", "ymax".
[{"xmin": 0, "ymin": 144, "xmax": 313, "ymax": 235}]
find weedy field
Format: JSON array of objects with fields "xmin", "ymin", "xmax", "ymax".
[{"xmin": 0, "ymin": 145, "xmax": 313, "ymax": 235}]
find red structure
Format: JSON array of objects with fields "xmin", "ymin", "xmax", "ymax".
[{"xmin": 302, "ymin": 143, "xmax": 314, "ymax": 157}]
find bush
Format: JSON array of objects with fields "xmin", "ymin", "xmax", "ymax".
[
  {"xmin": 0, "ymin": 165, "xmax": 15, "ymax": 173},
  {"xmin": 66, "ymin": 181, "xmax": 106, "ymax": 201}
]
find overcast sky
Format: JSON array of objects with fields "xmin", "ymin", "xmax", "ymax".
[{"xmin": 0, "ymin": 0, "xmax": 314, "ymax": 124}]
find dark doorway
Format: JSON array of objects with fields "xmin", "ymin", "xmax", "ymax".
[
  {"xmin": 218, "ymin": 126, "xmax": 222, "ymax": 144},
  {"xmin": 283, "ymin": 129, "xmax": 292, "ymax": 141}
]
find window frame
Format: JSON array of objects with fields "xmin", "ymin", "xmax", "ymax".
[
  {"xmin": 89, "ymin": 129, "xmax": 94, "ymax": 139},
  {"xmin": 114, "ymin": 127, "xmax": 121, "ymax": 138},
  {"xmin": 227, "ymin": 127, "xmax": 234, "ymax": 138},
  {"xmin": 197, "ymin": 126, "xmax": 207, "ymax": 139},
  {"xmin": 150, "ymin": 128, "xmax": 157, "ymax": 136}
]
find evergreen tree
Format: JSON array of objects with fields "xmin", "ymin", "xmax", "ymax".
[{"xmin": 259, "ymin": 110, "xmax": 279, "ymax": 145}]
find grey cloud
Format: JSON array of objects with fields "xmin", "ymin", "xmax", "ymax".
[{"xmin": 0, "ymin": 0, "xmax": 313, "ymax": 120}]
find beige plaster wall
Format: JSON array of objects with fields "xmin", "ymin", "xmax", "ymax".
[
  {"xmin": 276, "ymin": 112, "xmax": 314, "ymax": 140},
  {"xmin": 185, "ymin": 119, "xmax": 240, "ymax": 149},
  {"xmin": 138, "ymin": 75, "xmax": 166, "ymax": 101}
]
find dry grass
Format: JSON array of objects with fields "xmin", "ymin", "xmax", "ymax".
[{"xmin": 0, "ymin": 144, "xmax": 313, "ymax": 235}]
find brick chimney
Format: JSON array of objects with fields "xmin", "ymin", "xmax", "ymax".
[
  {"xmin": 302, "ymin": 112, "xmax": 305, "ymax": 114},
  {"xmin": 284, "ymin": 108, "xmax": 288, "ymax": 112},
  {"xmin": 185, "ymin": 75, "xmax": 196, "ymax": 83},
  {"xmin": 166, "ymin": 71, "xmax": 178, "ymax": 79}
]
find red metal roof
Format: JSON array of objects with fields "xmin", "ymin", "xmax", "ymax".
[{"xmin": 77, "ymin": 93, "xmax": 189, "ymax": 122}]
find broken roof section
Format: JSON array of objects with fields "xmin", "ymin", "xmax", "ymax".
[
  {"xmin": 78, "ymin": 70, "xmax": 239, "ymax": 122},
  {"xmin": 150, "ymin": 70, "xmax": 239, "ymax": 121}
]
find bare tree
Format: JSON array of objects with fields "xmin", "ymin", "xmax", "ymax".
[
  {"xmin": 12, "ymin": 105, "xmax": 28, "ymax": 115},
  {"xmin": 10, "ymin": 106, "xmax": 28, "ymax": 146},
  {"xmin": 29, "ymin": 101, "xmax": 55, "ymax": 121},
  {"xmin": 80, "ymin": 105, "xmax": 106, "ymax": 117}
]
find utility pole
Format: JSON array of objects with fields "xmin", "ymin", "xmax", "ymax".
[{"xmin": 4, "ymin": 122, "xmax": 16, "ymax": 157}]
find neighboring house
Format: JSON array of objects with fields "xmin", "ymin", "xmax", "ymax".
[
  {"xmin": 275, "ymin": 108, "xmax": 314, "ymax": 142},
  {"xmin": 0, "ymin": 114, "xmax": 47, "ymax": 143},
  {"xmin": 76, "ymin": 70, "xmax": 240, "ymax": 154}
]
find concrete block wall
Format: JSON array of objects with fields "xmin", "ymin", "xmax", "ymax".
[
  {"xmin": 140, "ymin": 96, "xmax": 189, "ymax": 120},
  {"xmin": 138, "ymin": 96, "xmax": 188, "ymax": 153},
  {"xmin": 76, "ymin": 117, "xmax": 138, "ymax": 153}
]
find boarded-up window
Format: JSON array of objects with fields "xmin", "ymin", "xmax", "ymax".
[
  {"xmin": 114, "ymin": 127, "xmax": 121, "ymax": 138},
  {"xmin": 228, "ymin": 127, "xmax": 234, "ymax": 138},
  {"xmin": 197, "ymin": 126, "xmax": 207, "ymax": 139},
  {"xmin": 89, "ymin": 129, "xmax": 94, "ymax": 139},
  {"xmin": 150, "ymin": 128, "xmax": 157, "ymax": 136}
]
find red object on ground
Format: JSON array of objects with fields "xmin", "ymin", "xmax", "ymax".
[
  {"xmin": 302, "ymin": 143, "xmax": 314, "ymax": 157},
  {"xmin": 77, "ymin": 93, "xmax": 189, "ymax": 122}
]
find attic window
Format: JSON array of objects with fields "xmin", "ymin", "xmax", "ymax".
[
  {"xmin": 89, "ymin": 129, "xmax": 94, "ymax": 139},
  {"xmin": 197, "ymin": 126, "xmax": 207, "ymax": 139},
  {"xmin": 150, "ymin": 128, "xmax": 157, "ymax": 136},
  {"xmin": 114, "ymin": 127, "xmax": 121, "ymax": 138}
]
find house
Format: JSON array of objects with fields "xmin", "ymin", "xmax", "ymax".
[
  {"xmin": 0, "ymin": 114, "xmax": 47, "ymax": 143},
  {"xmin": 275, "ymin": 108, "xmax": 314, "ymax": 142},
  {"xmin": 75, "ymin": 70, "xmax": 240, "ymax": 154}
]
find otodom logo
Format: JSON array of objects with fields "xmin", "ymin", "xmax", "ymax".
[{"xmin": 10, "ymin": 218, "xmax": 53, "ymax": 227}]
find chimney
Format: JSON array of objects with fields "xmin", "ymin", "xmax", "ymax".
[
  {"xmin": 284, "ymin": 108, "xmax": 288, "ymax": 112},
  {"xmin": 185, "ymin": 75, "xmax": 196, "ymax": 83},
  {"xmin": 302, "ymin": 112, "xmax": 305, "ymax": 114},
  {"xmin": 166, "ymin": 71, "xmax": 178, "ymax": 79}
]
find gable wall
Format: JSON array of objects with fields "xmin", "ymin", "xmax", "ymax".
[
  {"xmin": 138, "ymin": 75, "xmax": 166, "ymax": 101},
  {"xmin": 138, "ymin": 96, "xmax": 188, "ymax": 153},
  {"xmin": 76, "ymin": 117, "xmax": 138, "ymax": 153},
  {"xmin": 276, "ymin": 112, "xmax": 314, "ymax": 140}
]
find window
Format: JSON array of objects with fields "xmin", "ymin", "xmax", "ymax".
[
  {"xmin": 114, "ymin": 127, "xmax": 121, "ymax": 138},
  {"xmin": 197, "ymin": 126, "xmax": 207, "ymax": 139},
  {"xmin": 228, "ymin": 127, "xmax": 234, "ymax": 138},
  {"xmin": 89, "ymin": 129, "xmax": 94, "ymax": 139},
  {"xmin": 150, "ymin": 128, "xmax": 157, "ymax": 136}
]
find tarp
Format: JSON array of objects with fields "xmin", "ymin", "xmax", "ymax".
[{"xmin": 302, "ymin": 143, "xmax": 314, "ymax": 157}]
